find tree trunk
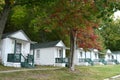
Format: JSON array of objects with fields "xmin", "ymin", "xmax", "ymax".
[
  {"xmin": 0, "ymin": 0, "xmax": 11, "ymax": 41},
  {"xmin": 69, "ymin": 29, "xmax": 77, "ymax": 71}
]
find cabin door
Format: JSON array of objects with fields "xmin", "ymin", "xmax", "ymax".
[{"xmin": 16, "ymin": 43, "xmax": 22, "ymax": 54}]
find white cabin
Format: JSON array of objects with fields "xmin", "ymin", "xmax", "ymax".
[
  {"xmin": 74, "ymin": 48, "xmax": 100, "ymax": 66},
  {"xmin": 31, "ymin": 40, "xmax": 67, "ymax": 67},
  {"xmin": 105, "ymin": 49, "xmax": 117, "ymax": 65},
  {"xmin": 0, "ymin": 30, "xmax": 34, "ymax": 68},
  {"xmin": 105, "ymin": 49, "xmax": 113, "ymax": 60},
  {"xmin": 111, "ymin": 51, "xmax": 120, "ymax": 64}
]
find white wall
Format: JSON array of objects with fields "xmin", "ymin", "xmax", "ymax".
[
  {"xmin": 74, "ymin": 49, "xmax": 79, "ymax": 65},
  {"xmin": 56, "ymin": 41, "xmax": 65, "ymax": 47},
  {"xmin": 112, "ymin": 54, "xmax": 120, "ymax": 62},
  {"xmin": 54, "ymin": 47, "xmax": 66, "ymax": 58},
  {"xmin": 1, "ymin": 38, "xmax": 13, "ymax": 65},
  {"xmin": 54, "ymin": 47, "xmax": 66, "ymax": 67},
  {"xmin": 11, "ymin": 31, "xmax": 28, "ymax": 41},
  {"xmin": 105, "ymin": 53, "xmax": 112, "ymax": 61},
  {"xmin": 0, "ymin": 37, "xmax": 31, "ymax": 67},
  {"xmin": 0, "ymin": 41, "xmax": 2, "ymax": 62},
  {"xmin": 34, "ymin": 47, "xmax": 66, "ymax": 67},
  {"xmin": 91, "ymin": 51, "xmax": 99, "ymax": 60},
  {"xmin": 63, "ymin": 48, "xmax": 66, "ymax": 58},
  {"xmin": 22, "ymin": 42, "xmax": 30, "ymax": 56},
  {"xmin": 34, "ymin": 47, "xmax": 55, "ymax": 65},
  {"xmin": 75, "ymin": 49, "xmax": 99, "ymax": 65},
  {"xmin": 76, "ymin": 49, "xmax": 94, "ymax": 59},
  {"xmin": 116, "ymin": 54, "xmax": 120, "ymax": 62}
]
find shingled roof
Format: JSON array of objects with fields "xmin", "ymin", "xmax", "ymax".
[
  {"xmin": 31, "ymin": 40, "xmax": 63, "ymax": 49},
  {"xmin": 2, "ymin": 32, "xmax": 14, "ymax": 39},
  {"xmin": 112, "ymin": 51, "xmax": 120, "ymax": 54}
]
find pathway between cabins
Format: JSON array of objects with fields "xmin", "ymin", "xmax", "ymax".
[{"xmin": 0, "ymin": 68, "xmax": 61, "ymax": 73}]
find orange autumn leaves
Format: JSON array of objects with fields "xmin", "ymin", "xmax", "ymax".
[
  {"xmin": 49, "ymin": 0, "xmax": 103, "ymax": 50},
  {"xmin": 77, "ymin": 26, "xmax": 102, "ymax": 50}
]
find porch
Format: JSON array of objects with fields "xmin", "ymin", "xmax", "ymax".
[
  {"xmin": 55, "ymin": 58, "xmax": 68, "ymax": 67},
  {"xmin": 93, "ymin": 58, "xmax": 106, "ymax": 65},
  {"xmin": 55, "ymin": 58, "xmax": 68, "ymax": 63},
  {"xmin": 79, "ymin": 58, "xmax": 94, "ymax": 65},
  {"xmin": 106, "ymin": 59, "xmax": 119, "ymax": 65},
  {"xmin": 7, "ymin": 53, "xmax": 34, "ymax": 68}
]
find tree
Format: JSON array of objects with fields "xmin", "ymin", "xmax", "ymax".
[
  {"xmin": 77, "ymin": 26, "xmax": 105, "ymax": 58},
  {"xmin": 0, "ymin": 0, "xmax": 54, "ymax": 41},
  {"xmin": 46, "ymin": 0, "xmax": 120, "ymax": 71},
  {"xmin": 3, "ymin": 0, "xmax": 59, "ymax": 43},
  {"xmin": 1, "ymin": 0, "xmax": 120, "ymax": 71},
  {"xmin": 77, "ymin": 26, "xmax": 102, "ymax": 50},
  {"xmin": 0, "ymin": 0, "xmax": 12, "ymax": 40},
  {"xmin": 100, "ymin": 20, "xmax": 120, "ymax": 51}
]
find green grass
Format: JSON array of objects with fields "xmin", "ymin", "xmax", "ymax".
[
  {"xmin": 0, "ymin": 64, "xmax": 58, "ymax": 71},
  {"xmin": 0, "ymin": 65, "xmax": 120, "ymax": 80},
  {"xmin": 0, "ymin": 64, "xmax": 20, "ymax": 71}
]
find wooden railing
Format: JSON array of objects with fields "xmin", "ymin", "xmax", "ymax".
[
  {"xmin": 7, "ymin": 54, "xmax": 21, "ymax": 62},
  {"xmin": 55, "ymin": 58, "xmax": 68, "ymax": 63},
  {"xmin": 107, "ymin": 59, "xmax": 119, "ymax": 64},
  {"xmin": 79, "ymin": 58, "xmax": 94, "ymax": 65}
]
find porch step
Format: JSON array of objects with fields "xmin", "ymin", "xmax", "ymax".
[
  {"xmin": 113, "ymin": 60, "xmax": 119, "ymax": 64},
  {"xmin": 21, "ymin": 62, "xmax": 33, "ymax": 68},
  {"xmin": 85, "ymin": 58, "xmax": 94, "ymax": 66},
  {"xmin": 99, "ymin": 59, "xmax": 107, "ymax": 65}
]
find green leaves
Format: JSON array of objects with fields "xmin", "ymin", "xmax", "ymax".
[
  {"xmin": 0, "ymin": 0, "xmax": 4, "ymax": 12},
  {"xmin": 100, "ymin": 20, "xmax": 120, "ymax": 50},
  {"xmin": 3, "ymin": 0, "xmax": 120, "ymax": 47}
]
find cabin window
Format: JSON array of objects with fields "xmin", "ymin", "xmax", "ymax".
[
  {"xmin": 59, "ymin": 49, "xmax": 63, "ymax": 58},
  {"xmin": 108, "ymin": 54, "xmax": 110, "ymax": 59},
  {"xmin": 80, "ymin": 52, "xmax": 82, "ymax": 57},
  {"xmin": 36, "ymin": 50, "xmax": 40, "ymax": 59},
  {"xmin": 95, "ymin": 53, "xmax": 97, "ymax": 58},
  {"xmin": 112, "ymin": 55, "xmax": 114, "ymax": 59}
]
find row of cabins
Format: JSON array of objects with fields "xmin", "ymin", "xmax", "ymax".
[{"xmin": 0, "ymin": 30, "xmax": 119, "ymax": 68}]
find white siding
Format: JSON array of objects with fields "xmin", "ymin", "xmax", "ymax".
[
  {"xmin": 22, "ymin": 42, "xmax": 30, "ymax": 56},
  {"xmin": 34, "ymin": 47, "xmax": 66, "ymax": 67},
  {"xmin": 86, "ymin": 51, "xmax": 91, "ymax": 58},
  {"xmin": 63, "ymin": 48, "xmax": 66, "ymax": 57},
  {"xmin": 1, "ymin": 38, "xmax": 13, "ymax": 65},
  {"xmin": 105, "ymin": 53, "xmax": 112, "ymax": 61},
  {"xmin": 116, "ymin": 54, "xmax": 120, "ymax": 62},
  {"xmin": 91, "ymin": 51, "xmax": 99, "ymax": 60},
  {"xmin": 0, "ymin": 41, "xmax": 2, "ymax": 62},
  {"xmin": 0, "ymin": 38, "xmax": 31, "ymax": 67},
  {"xmin": 34, "ymin": 47, "xmax": 55, "ymax": 65},
  {"xmin": 56, "ymin": 41, "xmax": 65, "ymax": 47},
  {"xmin": 112, "ymin": 54, "xmax": 120, "ymax": 63},
  {"xmin": 33, "ymin": 40, "xmax": 66, "ymax": 67},
  {"xmin": 54, "ymin": 47, "xmax": 66, "ymax": 67},
  {"xmin": 11, "ymin": 31, "xmax": 28, "ymax": 41},
  {"xmin": 75, "ymin": 49, "xmax": 99, "ymax": 65},
  {"xmin": 0, "ymin": 30, "xmax": 31, "ymax": 67}
]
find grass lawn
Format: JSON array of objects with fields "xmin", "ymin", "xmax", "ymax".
[
  {"xmin": 0, "ymin": 64, "xmax": 20, "ymax": 71},
  {"xmin": 0, "ymin": 65, "xmax": 120, "ymax": 80},
  {"xmin": 0, "ymin": 64, "xmax": 58, "ymax": 71}
]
